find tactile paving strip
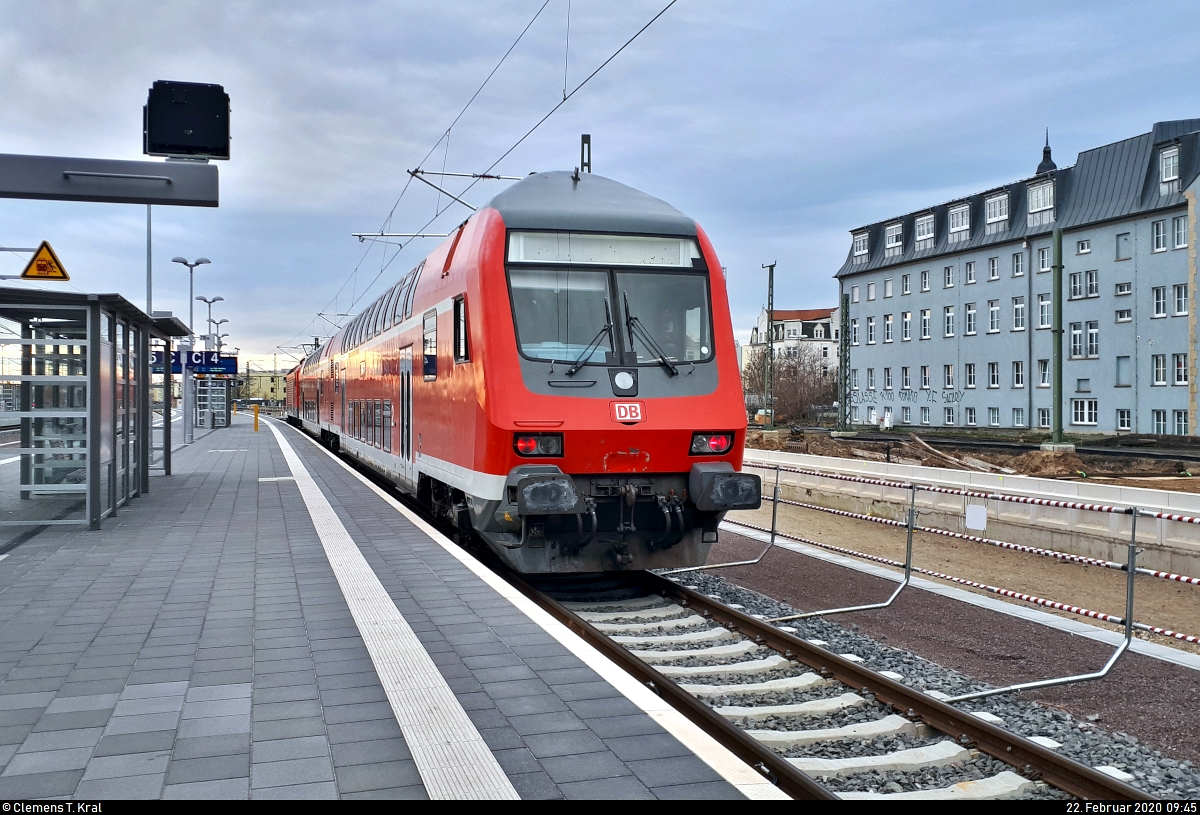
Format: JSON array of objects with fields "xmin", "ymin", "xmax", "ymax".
[{"xmin": 265, "ymin": 422, "xmax": 518, "ymax": 800}]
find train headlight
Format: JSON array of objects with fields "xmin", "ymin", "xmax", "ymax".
[
  {"xmin": 690, "ymin": 432, "xmax": 733, "ymax": 455},
  {"xmin": 514, "ymin": 433, "xmax": 564, "ymax": 457}
]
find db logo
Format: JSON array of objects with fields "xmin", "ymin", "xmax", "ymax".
[{"xmin": 610, "ymin": 402, "xmax": 645, "ymax": 423}]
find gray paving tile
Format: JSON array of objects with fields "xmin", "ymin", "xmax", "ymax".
[
  {"xmin": 103, "ymin": 711, "xmax": 181, "ymax": 735},
  {"xmin": 251, "ymin": 716, "xmax": 326, "ymax": 741},
  {"xmin": 251, "ymin": 780, "xmax": 339, "ymax": 799},
  {"xmin": 3, "ymin": 746, "xmax": 93, "ymax": 775},
  {"xmin": 586, "ymin": 714, "xmax": 666, "ymax": 739},
  {"xmin": 0, "ymin": 692, "xmax": 55, "ymax": 710},
  {"xmin": 627, "ymin": 755, "xmax": 723, "ymax": 788},
  {"xmin": 31, "ymin": 708, "xmax": 113, "ymax": 732},
  {"xmin": 0, "ymin": 769, "xmax": 84, "ymax": 798},
  {"xmin": 653, "ymin": 780, "xmax": 746, "ymax": 799},
  {"xmin": 112, "ymin": 695, "xmax": 185, "ymax": 717},
  {"xmin": 19, "ymin": 727, "xmax": 103, "ymax": 752},
  {"xmin": 252, "ymin": 735, "xmax": 329, "ymax": 764},
  {"xmin": 341, "ymin": 785, "xmax": 428, "ymax": 800},
  {"xmin": 173, "ymin": 733, "xmax": 252, "ymax": 760},
  {"xmin": 605, "ymin": 733, "xmax": 696, "ymax": 763},
  {"xmin": 477, "ymin": 726, "xmax": 524, "ymax": 751},
  {"xmin": 540, "ymin": 751, "xmax": 632, "ymax": 784},
  {"xmin": 176, "ymin": 714, "xmax": 251, "ymax": 739},
  {"xmin": 120, "ymin": 681, "xmax": 190, "ymax": 700},
  {"xmin": 75, "ymin": 772, "xmax": 166, "ymax": 799},
  {"xmin": 507, "ymin": 711, "xmax": 588, "ymax": 737},
  {"xmin": 92, "ymin": 730, "xmax": 177, "ymax": 758},
  {"xmin": 251, "ymin": 699, "xmax": 322, "ymax": 722},
  {"xmin": 81, "ymin": 751, "xmax": 171, "ymax": 781},
  {"xmin": 185, "ymin": 683, "xmax": 252, "ymax": 703},
  {"xmin": 567, "ymin": 697, "xmax": 644, "ymax": 720},
  {"xmin": 522, "ymin": 730, "xmax": 607, "ymax": 759},
  {"xmin": 558, "ymin": 775, "xmax": 654, "ymax": 800},
  {"xmin": 320, "ymin": 701, "xmax": 393, "ymax": 725},
  {"xmin": 182, "ymin": 697, "xmax": 251, "ymax": 719},
  {"xmin": 162, "ymin": 777, "xmax": 249, "ymax": 799},
  {"xmin": 326, "ymin": 719, "xmax": 402, "ymax": 744},
  {"xmin": 334, "ymin": 759, "xmax": 422, "ymax": 793},
  {"xmin": 492, "ymin": 747, "xmax": 542, "ymax": 776},
  {"xmin": 553, "ymin": 681, "xmax": 624, "ymax": 703},
  {"xmin": 495, "ymin": 694, "xmax": 569, "ymax": 717},
  {"xmin": 43, "ymin": 693, "xmax": 119, "ymax": 715},
  {"xmin": 508, "ymin": 770, "xmax": 564, "ymax": 800},
  {"xmin": 165, "ymin": 753, "xmax": 250, "ymax": 785},
  {"xmin": 251, "ymin": 755, "xmax": 335, "ymax": 788},
  {"xmin": 328, "ymin": 738, "xmax": 410, "ymax": 768}
]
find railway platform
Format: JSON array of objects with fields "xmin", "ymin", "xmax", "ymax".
[{"xmin": 0, "ymin": 415, "xmax": 774, "ymax": 800}]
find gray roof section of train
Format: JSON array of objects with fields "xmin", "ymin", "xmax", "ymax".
[{"xmin": 486, "ymin": 171, "xmax": 698, "ymax": 236}]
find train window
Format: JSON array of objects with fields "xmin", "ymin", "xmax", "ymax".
[
  {"xmin": 508, "ymin": 269, "xmax": 612, "ymax": 364},
  {"xmin": 615, "ymin": 271, "xmax": 713, "ymax": 363},
  {"xmin": 368, "ymin": 300, "xmax": 384, "ymax": 338},
  {"xmin": 508, "ymin": 231, "xmax": 701, "ymax": 267},
  {"xmin": 393, "ymin": 271, "xmax": 414, "ymax": 325},
  {"xmin": 453, "ymin": 296, "xmax": 469, "ymax": 362},
  {"xmin": 374, "ymin": 400, "xmax": 382, "ymax": 448},
  {"xmin": 382, "ymin": 401, "xmax": 392, "ymax": 452},
  {"xmin": 423, "ymin": 310, "xmax": 438, "ymax": 380},
  {"xmin": 383, "ymin": 283, "xmax": 403, "ymax": 331},
  {"xmin": 366, "ymin": 400, "xmax": 374, "ymax": 446},
  {"xmin": 404, "ymin": 260, "xmax": 426, "ymax": 320}
]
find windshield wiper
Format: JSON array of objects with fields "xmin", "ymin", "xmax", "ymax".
[
  {"xmin": 623, "ymin": 292, "xmax": 679, "ymax": 377},
  {"xmin": 566, "ymin": 300, "xmax": 614, "ymax": 376}
]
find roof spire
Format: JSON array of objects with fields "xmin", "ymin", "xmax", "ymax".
[{"xmin": 1038, "ymin": 128, "xmax": 1057, "ymax": 174}]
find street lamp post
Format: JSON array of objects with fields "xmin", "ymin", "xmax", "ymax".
[
  {"xmin": 212, "ymin": 319, "xmax": 229, "ymax": 353},
  {"xmin": 195, "ymin": 296, "xmax": 224, "ymax": 350},
  {"xmin": 171, "ymin": 257, "xmax": 210, "ymax": 341},
  {"xmin": 171, "ymin": 257, "xmax": 210, "ymax": 446}
]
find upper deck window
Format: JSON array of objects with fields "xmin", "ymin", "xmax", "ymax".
[{"xmin": 507, "ymin": 231, "xmax": 701, "ymax": 267}]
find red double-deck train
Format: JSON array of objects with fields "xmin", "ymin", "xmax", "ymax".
[{"xmin": 286, "ymin": 171, "xmax": 760, "ymax": 573}]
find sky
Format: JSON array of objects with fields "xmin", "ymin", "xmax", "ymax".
[{"xmin": 2, "ymin": 0, "xmax": 1199, "ymax": 371}]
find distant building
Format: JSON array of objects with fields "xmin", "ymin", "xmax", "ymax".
[
  {"xmin": 242, "ymin": 372, "xmax": 286, "ymax": 404},
  {"xmin": 742, "ymin": 307, "xmax": 840, "ymax": 376},
  {"xmin": 835, "ymin": 120, "xmax": 1199, "ymax": 435}
]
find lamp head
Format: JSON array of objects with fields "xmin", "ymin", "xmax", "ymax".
[
  {"xmin": 171, "ymin": 256, "xmax": 187, "ymax": 264},
  {"xmin": 196, "ymin": 258, "xmax": 211, "ymax": 265}
]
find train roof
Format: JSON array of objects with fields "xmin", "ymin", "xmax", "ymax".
[{"xmin": 486, "ymin": 171, "xmax": 697, "ymax": 236}]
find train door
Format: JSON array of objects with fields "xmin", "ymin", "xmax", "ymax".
[
  {"xmin": 340, "ymin": 364, "xmax": 346, "ymax": 433},
  {"xmin": 400, "ymin": 345, "xmax": 414, "ymax": 486}
]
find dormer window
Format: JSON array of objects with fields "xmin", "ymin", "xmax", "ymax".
[
  {"xmin": 914, "ymin": 214, "xmax": 934, "ymax": 249},
  {"xmin": 985, "ymin": 194, "xmax": 1008, "ymax": 223},
  {"xmin": 1162, "ymin": 146, "xmax": 1180, "ymax": 182},
  {"xmin": 885, "ymin": 223, "xmax": 903, "ymax": 257},
  {"xmin": 948, "ymin": 204, "xmax": 970, "ymax": 243},
  {"xmin": 853, "ymin": 231, "xmax": 868, "ymax": 260},
  {"xmin": 1028, "ymin": 180, "xmax": 1055, "ymax": 227}
]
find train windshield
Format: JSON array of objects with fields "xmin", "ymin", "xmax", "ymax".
[
  {"xmin": 508, "ymin": 269, "xmax": 614, "ymax": 363},
  {"xmin": 615, "ymin": 272, "xmax": 712, "ymax": 364}
]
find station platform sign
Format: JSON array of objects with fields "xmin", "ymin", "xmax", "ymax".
[{"xmin": 151, "ymin": 350, "xmax": 238, "ymax": 375}]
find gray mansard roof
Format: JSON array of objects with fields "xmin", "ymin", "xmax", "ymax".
[
  {"xmin": 835, "ymin": 119, "xmax": 1200, "ymax": 279},
  {"xmin": 487, "ymin": 171, "xmax": 697, "ymax": 236}
]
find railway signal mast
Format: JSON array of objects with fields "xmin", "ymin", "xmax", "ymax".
[{"xmin": 762, "ymin": 262, "xmax": 775, "ymax": 431}]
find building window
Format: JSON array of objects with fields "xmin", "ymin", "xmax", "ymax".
[
  {"xmin": 1152, "ymin": 354, "xmax": 1167, "ymax": 385},
  {"xmin": 851, "ymin": 319, "xmax": 859, "ymax": 345},
  {"xmin": 1117, "ymin": 409, "xmax": 1131, "ymax": 431},
  {"xmin": 851, "ymin": 285, "xmax": 860, "ymax": 303},
  {"xmin": 920, "ymin": 309, "xmax": 930, "ymax": 339},
  {"xmin": 944, "ymin": 364, "xmax": 954, "ymax": 389},
  {"xmin": 915, "ymin": 214, "xmax": 935, "ymax": 243},
  {"xmin": 966, "ymin": 303, "xmax": 977, "ymax": 335},
  {"xmin": 988, "ymin": 407, "xmax": 1000, "ymax": 427},
  {"xmin": 1012, "ymin": 360, "xmax": 1024, "ymax": 388},
  {"xmin": 867, "ymin": 368, "xmax": 876, "ymax": 389},
  {"xmin": 949, "ymin": 204, "xmax": 970, "ymax": 236},
  {"xmin": 921, "ymin": 406, "xmax": 931, "ymax": 425},
  {"xmin": 1153, "ymin": 286, "xmax": 1167, "ymax": 317},
  {"xmin": 884, "ymin": 367, "xmax": 893, "ymax": 389},
  {"xmin": 1116, "ymin": 232, "xmax": 1131, "ymax": 260},
  {"xmin": 1038, "ymin": 407, "xmax": 1051, "ymax": 428},
  {"xmin": 986, "ymin": 194, "xmax": 1008, "ymax": 224},
  {"xmin": 852, "ymin": 406, "xmax": 859, "ymax": 423},
  {"xmin": 943, "ymin": 306, "xmax": 954, "ymax": 337},
  {"xmin": 1116, "ymin": 309, "xmax": 1132, "ymax": 322},
  {"xmin": 902, "ymin": 406, "xmax": 912, "ymax": 424},
  {"xmin": 1175, "ymin": 353, "xmax": 1189, "ymax": 385},
  {"xmin": 1069, "ymin": 322, "xmax": 1083, "ymax": 358},
  {"xmin": 1012, "ymin": 297, "xmax": 1025, "ymax": 330},
  {"xmin": 988, "ymin": 362, "xmax": 999, "ymax": 388},
  {"xmin": 965, "ymin": 363, "xmax": 976, "ymax": 388},
  {"xmin": 884, "ymin": 278, "xmax": 893, "ymax": 297},
  {"xmin": 1087, "ymin": 321, "xmax": 1099, "ymax": 357},
  {"xmin": 1175, "ymin": 410, "xmax": 1189, "ymax": 436},
  {"xmin": 921, "ymin": 365, "xmax": 930, "ymax": 389},
  {"xmin": 884, "ymin": 314, "xmax": 893, "ymax": 342},
  {"xmin": 1069, "ymin": 271, "xmax": 1083, "ymax": 299},
  {"xmin": 1011, "ymin": 253, "xmax": 1023, "ymax": 277},
  {"xmin": 1077, "ymin": 239, "xmax": 1091, "ymax": 254},
  {"xmin": 988, "ymin": 257, "xmax": 999, "ymax": 280},
  {"xmin": 1153, "ymin": 220, "xmax": 1167, "ymax": 252},
  {"xmin": 867, "ymin": 316, "xmax": 876, "ymax": 344},
  {"xmin": 1116, "ymin": 355, "xmax": 1131, "ymax": 387},
  {"xmin": 920, "ymin": 270, "xmax": 930, "ymax": 292},
  {"xmin": 988, "ymin": 300, "xmax": 999, "ymax": 332},
  {"xmin": 1028, "ymin": 181, "xmax": 1054, "ymax": 213},
  {"xmin": 945, "ymin": 407, "xmax": 955, "ymax": 426},
  {"xmin": 944, "ymin": 266, "xmax": 954, "ymax": 288},
  {"xmin": 851, "ymin": 369, "xmax": 859, "ymax": 390},
  {"xmin": 1175, "ymin": 284, "xmax": 1189, "ymax": 315},
  {"xmin": 1038, "ymin": 247, "xmax": 1051, "ymax": 272},
  {"xmin": 902, "ymin": 311, "xmax": 911, "ymax": 341},
  {"xmin": 1175, "ymin": 216, "xmax": 1188, "ymax": 249},
  {"xmin": 816, "ymin": 325, "xmax": 825, "ymax": 339},
  {"xmin": 1114, "ymin": 282, "xmax": 1132, "ymax": 296},
  {"xmin": 1086, "ymin": 270, "xmax": 1098, "ymax": 297},
  {"xmin": 867, "ymin": 282, "xmax": 876, "ymax": 300},
  {"xmin": 1038, "ymin": 294, "xmax": 1050, "ymax": 328},
  {"xmin": 1038, "ymin": 359, "xmax": 1049, "ymax": 387},
  {"xmin": 1162, "ymin": 146, "xmax": 1180, "ymax": 182},
  {"xmin": 965, "ymin": 406, "xmax": 977, "ymax": 426},
  {"xmin": 902, "ymin": 366, "xmax": 911, "ymax": 389},
  {"xmin": 853, "ymin": 231, "xmax": 869, "ymax": 257},
  {"xmin": 1013, "ymin": 408, "xmax": 1026, "ymax": 427},
  {"xmin": 885, "ymin": 223, "xmax": 903, "ymax": 254},
  {"xmin": 1153, "ymin": 409, "xmax": 1167, "ymax": 434},
  {"xmin": 1072, "ymin": 399, "xmax": 1099, "ymax": 425}
]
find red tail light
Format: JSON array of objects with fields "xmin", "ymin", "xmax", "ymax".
[
  {"xmin": 690, "ymin": 432, "xmax": 734, "ymax": 455},
  {"xmin": 514, "ymin": 433, "xmax": 564, "ymax": 457}
]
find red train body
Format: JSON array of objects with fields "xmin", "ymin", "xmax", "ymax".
[{"xmin": 286, "ymin": 171, "xmax": 760, "ymax": 572}]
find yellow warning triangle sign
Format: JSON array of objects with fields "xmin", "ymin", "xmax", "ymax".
[{"xmin": 21, "ymin": 241, "xmax": 69, "ymax": 281}]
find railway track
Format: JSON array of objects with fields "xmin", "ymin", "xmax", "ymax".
[
  {"xmin": 508, "ymin": 571, "xmax": 1153, "ymax": 801},
  {"xmin": 309, "ymin": 430, "xmax": 1153, "ymax": 801}
]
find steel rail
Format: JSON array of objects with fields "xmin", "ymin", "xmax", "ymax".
[
  {"xmin": 629, "ymin": 571, "xmax": 1153, "ymax": 801},
  {"xmin": 502, "ymin": 570, "xmax": 836, "ymax": 801}
]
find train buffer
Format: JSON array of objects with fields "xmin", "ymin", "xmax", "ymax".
[{"xmin": 0, "ymin": 414, "xmax": 781, "ymax": 800}]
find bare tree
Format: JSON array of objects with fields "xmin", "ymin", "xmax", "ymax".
[{"xmin": 742, "ymin": 344, "xmax": 837, "ymax": 424}]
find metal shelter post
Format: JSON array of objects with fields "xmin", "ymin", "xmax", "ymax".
[
  {"xmin": 770, "ymin": 483, "xmax": 917, "ymax": 622},
  {"xmin": 945, "ymin": 507, "xmax": 1139, "ymax": 703},
  {"xmin": 87, "ymin": 300, "xmax": 101, "ymax": 530}
]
